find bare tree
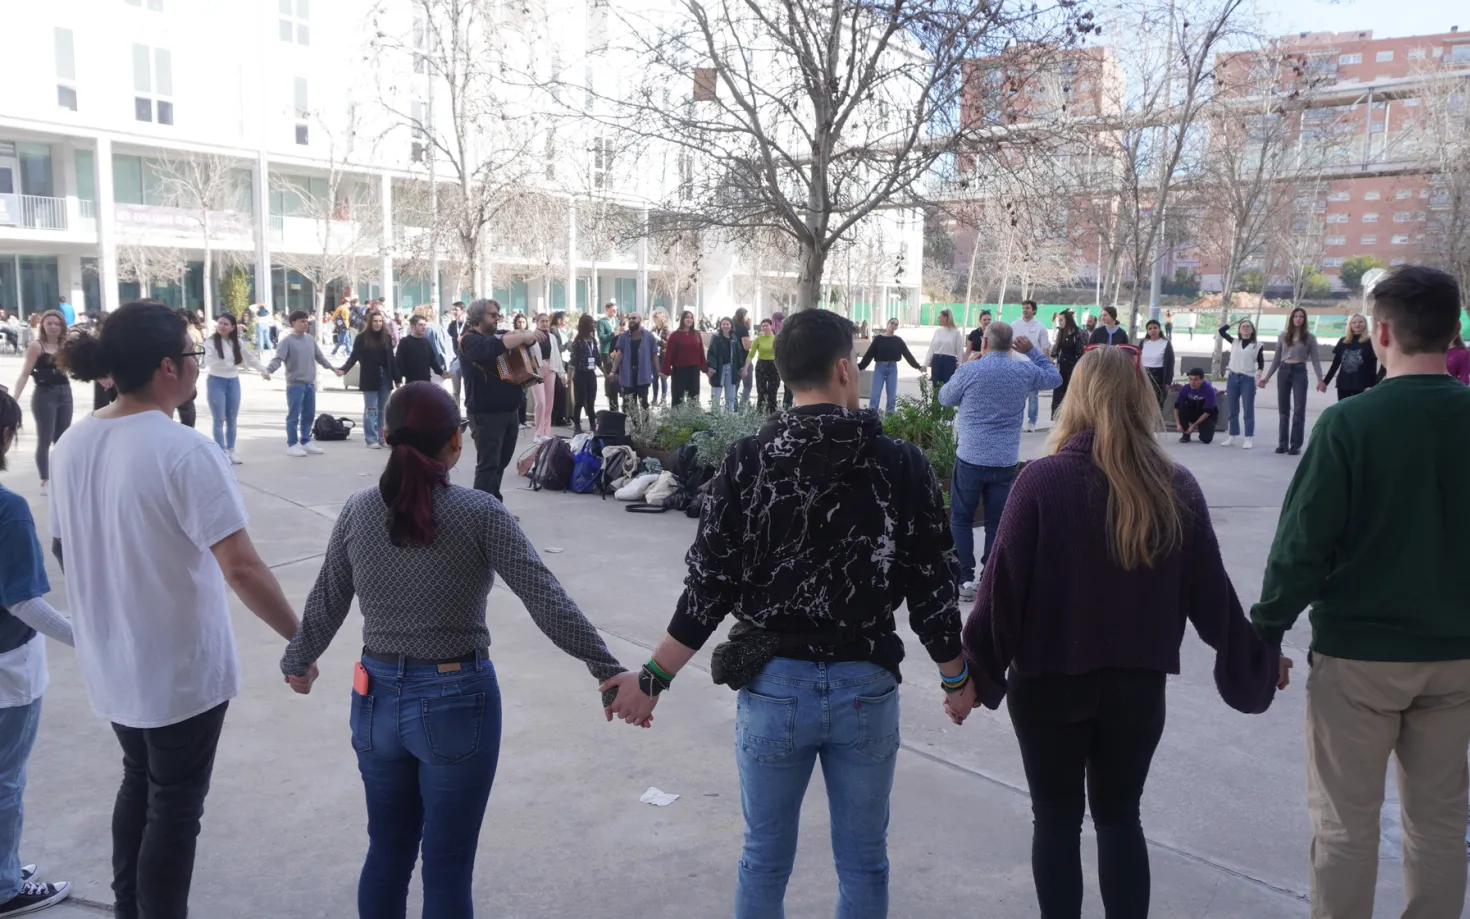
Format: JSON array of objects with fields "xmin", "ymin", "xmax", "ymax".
[
  {"xmin": 1410, "ymin": 63, "xmax": 1470, "ymax": 310},
  {"xmin": 591, "ymin": 0, "xmax": 1093, "ymax": 312},
  {"xmin": 152, "ymin": 152, "xmax": 249, "ymax": 319},
  {"xmin": 117, "ymin": 244, "xmax": 188, "ymax": 300},
  {"xmin": 495, "ymin": 190, "xmax": 569, "ymax": 312},
  {"xmin": 1274, "ymin": 187, "xmax": 1329, "ymax": 307},
  {"xmin": 650, "ymin": 218, "xmax": 702, "ymax": 315}
]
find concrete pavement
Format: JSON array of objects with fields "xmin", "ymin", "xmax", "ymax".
[{"xmin": 0, "ymin": 351, "xmax": 1453, "ymax": 918}]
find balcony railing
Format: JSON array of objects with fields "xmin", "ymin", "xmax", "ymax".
[
  {"xmin": 21, "ymin": 195, "xmax": 68, "ymax": 230},
  {"xmin": 79, "ymin": 199, "xmax": 96, "ymax": 220}
]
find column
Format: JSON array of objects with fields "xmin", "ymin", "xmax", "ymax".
[
  {"xmin": 379, "ymin": 173, "xmax": 394, "ymax": 314},
  {"xmin": 253, "ymin": 151, "xmax": 271, "ymax": 308},
  {"xmin": 94, "ymin": 137, "xmax": 119, "ymax": 312},
  {"xmin": 566, "ymin": 199, "xmax": 578, "ymax": 313},
  {"xmin": 636, "ymin": 207, "xmax": 649, "ymax": 317}
]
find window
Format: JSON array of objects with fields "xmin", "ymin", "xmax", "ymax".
[
  {"xmin": 1408, "ymin": 48, "xmax": 1426, "ymax": 60},
  {"xmin": 1327, "ymin": 190, "xmax": 1350, "ymax": 201},
  {"xmin": 1376, "ymin": 50, "xmax": 1394, "ymax": 62},
  {"xmin": 1362, "ymin": 212, "xmax": 1379, "ymax": 222},
  {"xmin": 413, "ymin": 18, "xmax": 427, "ymax": 74},
  {"xmin": 1325, "ymin": 235, "xmax": 1347, "ymax": 246},
  {"xmin": 592, "ymin": 135, "xmax": 612, "ymax": 189},
  {"xmin": 1395, "ymin": 188, "xmax": 1412, "ymax": 199},
  {"xmin": 293, "ymin": 77, "xmax": 308, "ymax": 118},
  {"xmin": 1390, "ymin": 257, "xmax": 1407, "ymax": 266},
  {"xmin": 1391, "ymin": 234, "xmax": 1409, "ymax": 244},
  {"xmin": 131, "ymin": 44, "xmax": 173, "ymax": 125},
  {"xmin": 1393, "ymin": 211, "xmax": 1412, "ymax": 222},
  {"xmin": 1404, "ymin": 98, "xmax": 1420, "ymax": 106},
  {"xmin": 295, "ymin": 124, "xmax": 309, "ymax": 145},
  {"xmin": 1326, "ymin": 213, "xmax": 1349, "ymax": 224},
  {"xmin": 279, "ymin": 0, "xmax": 309, "ymax": 46},
  {"xmin": 1324, "ymin": 256, "xmax": 1346, "ymax": 267},
  {"xmin": 1450, "ymin": 44, "xmax": 1470, "ymax": 63},
  {"xmin": 1363, "ymin": 190, "xmax": 1380, "ymax": 200},
  {"xmin": 1339, "ymin": 53, "xmax": 1362, "ymax": 65},
  {"xmin": 1360, "ymin": 234, "xmax": 1377, "ymax": 245},
  {"xmin": 55, "ymin": 28, "xmax": 77, "ymax": 111}
]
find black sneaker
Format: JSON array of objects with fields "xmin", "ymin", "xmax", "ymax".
[
  {"xmin": 1179, "ymin": 433, "xmax": 1191, "ymax": 443},
  {"xmin": 1274, "ymin": 446, "xmax": 1287, "ymax": 454},
  {"xmin": 1288, "ymin": 447, "xmax": 1300, "ymax": 456},
  {"xmin": 0, "ymin": 881, "xmax": 71, "ymax": 915}
]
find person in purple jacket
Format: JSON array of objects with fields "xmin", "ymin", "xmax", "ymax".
[
  {"xmin": 959, "ymin": 345, "xmax": 1290, "ymax": 919},
  {"xmin": 1174, "ymin": 367, "xmax": 1219, "ymax": 444}
]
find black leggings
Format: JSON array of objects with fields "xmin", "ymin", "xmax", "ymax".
[
  {"xmin": 1007, "ymin": 668, "xmax": 1166, "ymax": 919},
  {"xmin": 670, "ymin": 365, "xmax": 702, "ymax": 407},
  {"xmin": 31, "ymin": 384, "xmax": 73, "ymax": 481},
  {"xmin": 755, "ymin": 360, "xmax": 780, "ymax": 414},
  {"xmin": 573, "ymin": 369, "xmax": 598, "ymax": 429},
  {"xmin": 1051, "ymin": 363, "xmax": 1076, "ymax": 419}
]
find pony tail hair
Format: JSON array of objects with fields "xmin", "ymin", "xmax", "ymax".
[{"xmin": 381, "ymin": 443, "xmax": 448, "ymax": 547}]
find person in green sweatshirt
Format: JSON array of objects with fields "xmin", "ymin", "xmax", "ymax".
[{"xmin": 1251, "ymin": 265, "xmax": 1470, "ymax": 919}]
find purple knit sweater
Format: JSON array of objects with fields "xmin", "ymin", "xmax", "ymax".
[{"xmin": 961, "ymin": 432, "xmax": 1279, "ymax": 714}]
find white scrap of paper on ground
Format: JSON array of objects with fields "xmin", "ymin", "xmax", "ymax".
[
  {"xmin": 640, "ymin": 787, "xmax": 679, "ymax": 807},
  {"xmin": 544, "ymin": 547, "xmax": 564, "ymax": 554}
]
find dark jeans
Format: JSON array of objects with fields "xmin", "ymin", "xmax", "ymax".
[
  {"xmin": 756, "ymin": 360, "xmax": 780, "ymax": 414},
  {"xmin": 30, "ymin": 383, "xmax": 72, "ymax": 481},
  {"xmin": 1178, "ymin": 402, "xmax": 1217, "ymax": 443},
  {"xmin": 1051, "ymin": 362, "xmax": 1076, "ymax": 419},
  {"xmin": 175, "ymin": 397, "xmax": 196, "ymax": 429},
  {"xmin": 949, "ymin": 458, "xmax": 1017, "ymax": 583},
  {"xmin": 1146, "ymin": 367, "xmax": 1169, "ymax": 418},
  {"xmin": 931, "ymin": 354, "xmax": 958, "ymax": 386},
  {"xmin": 1008, "ymin": 669, "xmax": 1166, "ymax": 919},
  {"xmin": 111, "ymin": 701, "xmax": 229, "ymax": 919},
  {"xmin": 573, "ymin": 369, "xmax": 598, "ymax": 430},
  {"xmin": 353, "ymin": 654, "xmax": 502, "ymax": 919},
  {"xmin": 1276, "ymin": 362, "xmax": 1308, "ymax": 450},
  {"xmin": 468, "ymin": 410, "xmax": 520, "ymax": 501},
  {"xmin": 670, "ymin": 365, "xmax": 702, "ymax": 406},
  {"xmin": 621, "ymin": 384, "xmax": 650, "ymax": 413}
]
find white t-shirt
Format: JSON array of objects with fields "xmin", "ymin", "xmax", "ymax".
[
  {"xmin": 49, "ymin": 411, "xmax": 248, "ymax": 728},
  {"xmin": 1011, "ymin": 317, "xmax": 1050, "ymax": 352}
]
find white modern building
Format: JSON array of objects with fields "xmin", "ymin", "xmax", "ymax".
[{"xmin": 0, "ymin": 0, "xmax": 923, "ymax": 322}]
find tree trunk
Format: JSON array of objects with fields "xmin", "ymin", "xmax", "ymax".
[
  {"xmin": 795, "ymin": 236, "xmax": 825, "ymax": 312},
  {"xmin": 202, "ymin": 215, "xmax": 214, "ymax": 320},
  {"xmin": 963, "ymin": 237, "xmax": 980, "ymax": 322}
]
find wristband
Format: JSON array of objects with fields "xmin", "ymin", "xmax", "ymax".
[
  {"xmin": 940, "ymin": 663, "xmax": 969, "ymax": 685},
  {"xmin": 647, "ymin": 657, "xmax": 675, "ymax": 684},
  {"xmin": 639, "ymin": 664, "xmax": 671, "ymax": 698},
  {"xmin": 942, "ymin": 675, "xmax": 971, "ymax": 694}
]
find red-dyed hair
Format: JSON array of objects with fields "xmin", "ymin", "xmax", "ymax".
[{"xmin": 379, "ymin": 382, "xmax": 460, "ymax": 547}]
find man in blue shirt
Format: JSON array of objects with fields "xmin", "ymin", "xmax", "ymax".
[
  {"xmin": 56, "ymin": 298, "xmax": 75, "ymax": 328},
  {"xmin": 939, "ymin": 320, "xmax": 1061, "ymax": 599}
]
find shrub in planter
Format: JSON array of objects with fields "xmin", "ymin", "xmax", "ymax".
[
  {"xmin": 691, "ymin": 406, "xmax": 768, "ymax": 470},
  {"xmin": 881, "ymin": 376, "xmax": 957, "ymax": 481}
]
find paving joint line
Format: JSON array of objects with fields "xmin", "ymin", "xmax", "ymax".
[
  {"xmin": 63, "ymin": 896, "xmax": 112, "ymax": 913},
  {"xmin": 594, "ymin": 623, "xmax": 1310, "ymax": 904},
  {"xmin": 234, "ymin": 480, "xmax": 340, "ymax": 520}
]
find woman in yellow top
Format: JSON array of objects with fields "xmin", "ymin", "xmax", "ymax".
[{"xmin": 741, "ymin": 318, "xmax": 779, "ymax": 413}]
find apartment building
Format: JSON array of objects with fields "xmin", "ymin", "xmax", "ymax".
[{"xmin": 0, "ymin": 0, "xmax": 924, "ymax": 321}]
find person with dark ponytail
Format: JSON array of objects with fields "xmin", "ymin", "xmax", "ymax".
[
  {"xmin": 48, "ymin": 300, "xmax": 308, "ymax": 919},
  {"xmin": 202, "ymin": 312, "xmax": 270, "ymax": 463},
  {"xmin": 0, "ymin": 387, "xmax": 75, "ymax": 915},
  {"xmin": 280, "ymin": 381, "xmax": 630, "ymax": 919},
  {"xmin": 340, "ymin": 309, "xmax": 399, "ymax": 450}
]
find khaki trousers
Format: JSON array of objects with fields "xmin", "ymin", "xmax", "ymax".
[{"xmin": 1306, "ymin": 653, "xmax": 1470, "ymax": 919}]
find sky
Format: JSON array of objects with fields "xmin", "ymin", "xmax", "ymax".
[{"xmin": 1262, "ymin": 0, "xmax": 1462, "ymax": 40}]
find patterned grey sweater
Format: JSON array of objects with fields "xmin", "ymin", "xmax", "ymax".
[{"xmin": 280, "ymin": 485, "xmax": 624, "ymax": 683}]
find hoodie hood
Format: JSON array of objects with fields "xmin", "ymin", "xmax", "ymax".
[{"xmin": 759, "ymin": 404, "xmax": 883, "ymax": 481}]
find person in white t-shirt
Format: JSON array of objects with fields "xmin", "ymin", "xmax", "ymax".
[
  {"xmin": 1010, "ymin": 300, "xmax": 1051, "ymax": 431},
  {"xmin": 48, "ymin": 300, "xmax": 314, "ymax": 919}
]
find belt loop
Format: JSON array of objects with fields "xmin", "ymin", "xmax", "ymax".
[
  {"xmin": 476, "ymin": 648, "xmax": 485, "ymax": 671},
  {"xmin": 397, "ymin": 655, "xmax": 406, "ymax": 679}
]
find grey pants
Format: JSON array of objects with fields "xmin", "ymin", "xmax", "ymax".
[
  {"xmin": 32, "ymin": 384, "xmax": 73, "ymax": 481},
  {"xmin": 1276, "ymin": 363, "xmax": 1308, "ymax": 451}
]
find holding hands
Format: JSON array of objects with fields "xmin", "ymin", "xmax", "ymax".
[
  {"xmin": 601, "ymin": 671, "xmax": 657, "ymax": 728},
  {"xmin": 285, "ymin": 662, "xmax": 319, "ymax": 695}
]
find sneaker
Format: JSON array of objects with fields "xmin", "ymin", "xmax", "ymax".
[
  {"xmin": 1288, "ymin": 447, "xmax": 1300, "ymax": 456},
  {"xmin": 519, "ymin": 422, "xmax": 533, "ymax": 430},
  {"xmin": 226, "ymin": 450, "xmax": 244, "ymax": 465},
  {"xmin": 1219, "ymin": 436, "xmax": 1233, "ymax": 447},
  {"xmin": 367, "ymin": 442, "xmax": 383, "ymax": 450},
  {"xmin": 0, "ymin": 880, "xmax": 72, "ymax": 915},
  {"xmin": 18, "ymin": 868, "xmax": 34, "ymax": 884},
  {"xmin": 303, "ymin": 443, "xmax": 325, "ymax": 455},
  {"xmin": 286, "ymin": 445, "xmax": 308, "ymax": 457},
  {"xmin": 1179, "ymin": 433, "xmax": 1191, "ymax": 443},
  {"xmin": 1274, "ymin": 445, "xmax": 1287, "ymax": 454},
  {"xmin": 958, "ymin": 580, "xmax": 978, "ymax": 602},
  {"xmin": 37, "ymin": 483, "xmax": 45, "ymax": 497},
  {"xmin": 1242, "ymin": 438, "xmax": 1253, "ymax": 449}
]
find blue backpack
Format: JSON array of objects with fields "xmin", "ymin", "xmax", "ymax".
[{"xmin": 569, "ymin": 445, "xmax": 603, "ymax": 494}]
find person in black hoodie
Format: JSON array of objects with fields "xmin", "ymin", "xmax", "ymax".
[
  {"xmin": 340, "ymin": 310, "xmax": 398, "ymax": 449},
  {"xmin": 394, "ymin": 315, "xmax": 446, "ymax": 384},
  {"xmin": 1318, "ymin": 313, "xmax": 1378, "ymax": 401},
  {"xmin": 600, "ymin": 308, "xmax": 970, "ymax": 919}
]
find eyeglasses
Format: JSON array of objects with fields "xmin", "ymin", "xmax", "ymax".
[
  {"xmin": 458, "ymin": 420, "xmax": 470, "ymax": 432},
  {"xmin": 180, "ymin": 348, "xmax": 206, "ymax": 362}
]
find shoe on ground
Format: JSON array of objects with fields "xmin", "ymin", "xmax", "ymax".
[
  {"xmin": 226, "ymin": 450, "xmax": 244, "ymax": 465},
  {"xmin": 1024, "ymin": 423, "xmax": 1035, "ymax": 433},
  {"xmin": 368, "ymin": 442, "xmax": 383, "ymax": 450},
  {"xmin": 519, "ymin": 422, "xmax": 533, "ymax": 430},
  {"xmin": 286, "ymin": 445, "xmax": 308, "ymax": 457},
  {"xmin": 37, "ymin": 483, "xmax": 45, "ymax": 497},
  {"xmin": 1242, "ymin": 438, "xmax": 1253, "ymax": 449},
  {"xmin": 0, "ymin": 880, "xmax": 72, "ymax": 915},
  {"xmin": 1219, "ymin": 436, "xmax": 1233, "ymax": 447},
  {"xmin": 1274, "ymin": 445, "xmax": 1287, "ymax": 454},
  {"xmin": 1179, "ymin": 433, "xmax": 1191, "ymax": 443},
  {"xmin": 303, "ymin": 443, "xmax": 325, "ymax": 455},
  {"xmin": 1288, "ymin": 447, "xmax": 1301, "ymax": 456},
  {"xmin": 958, "ymin": 580, "xmax": 978, "ymax": 602}
]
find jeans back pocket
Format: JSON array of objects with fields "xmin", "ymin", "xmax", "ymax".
[
  {"xmin": 350, "ymin": 691, "xmax": 374, "ymax": 753},
  {"xmin": 420, "ymin": 693, "xmax": 487, "ymax": 764},
  {"xmin": 737, "ymin": 689, "xmax": 797, "ymax": 765},
  {"xmin": 854, "ymin": 686, "xmax": 900, "ymax": 762}
]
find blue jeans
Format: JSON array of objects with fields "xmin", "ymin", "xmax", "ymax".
[
  {"xmin": 869, "ymin": 362, "xmax": 898, "ymax": 414},
  {"xmin": 1025, "ymin": 390, "xmax": 1040, "ymax": 425},
  {"xmin": 735, "ymin": 659, "xmax": 899, "ymax": 919},
  {"xmin": 1276, "ymin": 362, "xmax": 1309, "ymax": 450},
  {"xmin": 713, "ymin": 364, "xmax": 737, "ymax": 411},
  {"xmin": 950, "ymin": 457, "xmax": 1018, "ymax": 582},
  {"xmin": 0, "ymin": 699, "xmax": 40, "ymax": 903},
  {"xmin": 255, "ymin": 324, "xmax": 271, "ymax": 353},
  {"xmin": 332, "ymin": 328, "xmax": 352, "ymax": 356},
  {"xmin": 285, "ymin": 383, "xmax": 316, "ymax": 446},
  {"xmin": 206, "ymin": 375, "xmax": 241, "ymax": 451},
  {"xmin": 362, "ymin": 380, "xmax": 393, "ymax": 445},
  {"xmin": 353, "ymin": 653, "xmax": 502, "ymax": 919},
  {"xmin": 1225, "ymin": 371, "xmax": 1256, "ymax": 437}
]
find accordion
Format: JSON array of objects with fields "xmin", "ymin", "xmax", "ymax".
[{"xmin": 494, "ymin": 343, "xmax": 543, "ymax": 388}]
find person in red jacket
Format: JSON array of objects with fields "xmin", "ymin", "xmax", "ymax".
[{"xmin": 661, "ymin": 310, "xmax": 708, "ymax": 406}]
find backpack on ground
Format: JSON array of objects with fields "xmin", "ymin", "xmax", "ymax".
[
  {"xmin": 599, "ymin": 445, "xmax": 638, "ymax": 499},
  {"xmin": 516, "ymin": 444, "xmax": 540, "ymax": 478},
  {"xmin": 529, "ymin": 437, "xmax": 575, "ymax": 491},
  {"xmin": 569, "ymin": 444, "xmax": 604, "ymax": 494},
  {"xmin": 311, "ymin": 414, "xmax": 354, "ymax": 441}
]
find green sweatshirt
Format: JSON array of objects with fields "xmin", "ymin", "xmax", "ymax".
[{"xmin": 1252, "ymin": 374, "xmax": 1470, "ymax": 661}]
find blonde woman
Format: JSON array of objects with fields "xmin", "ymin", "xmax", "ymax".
[
  {"xmin": 924, "ymin": 308, "xmax": 966, "ymax": 385},
  {"xmin": 531, "ymin": 313, "xmax": 563, "ymax": 440},
  {"xmin": 961, "ymin": 346, "xmax": 1287, "ymax": 919},
  {"xmin": 1318, "ymin": 314, "xmax": 1378, "ymax": 401},
  {"xmin": 10, "ymin": 310, "xmax": 71, "ymax": 494}
]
